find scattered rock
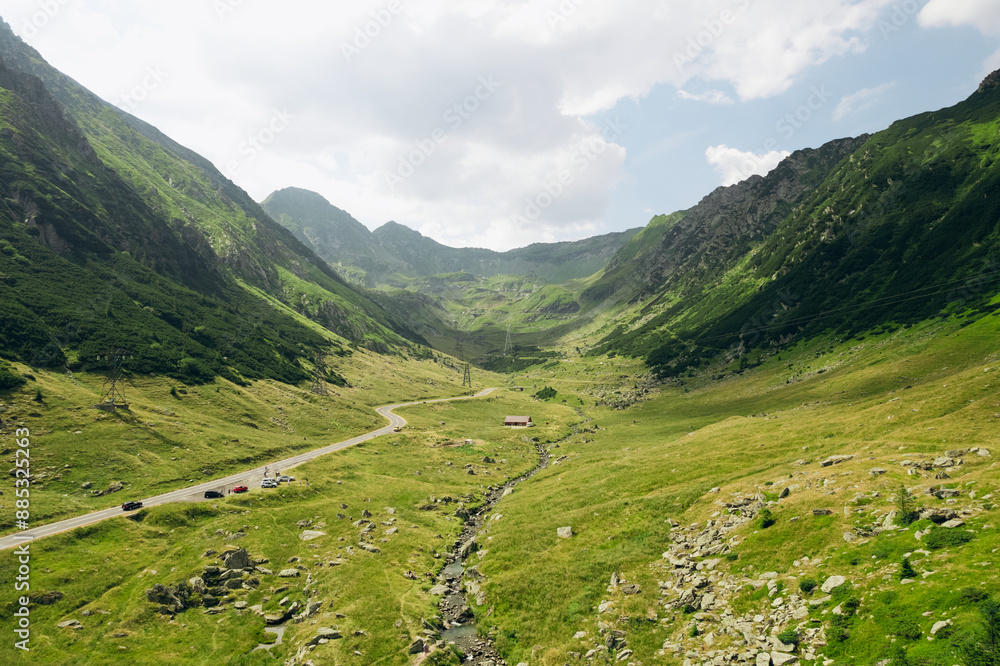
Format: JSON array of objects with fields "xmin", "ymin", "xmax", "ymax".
[
  {"xmin": 821, "ymin": 575, "xmax": 847, "ymax": 594},
  {"xmin": 300, "ymin": 530, "xmax": 327, "ymax": 541},
  {"xmin": 812, "ymin": 509, "xmax": 833, "ymax": 516},
  {"xmin": 931, "ymin": 619, "xmax": 953, "ymax": 635},
  {"xmin": 222, "ymin": 548, "xmax": 250, "ymax": 571},
  {"xmin": 557, "ymin": 526, "xmax": 573, "ymax": 539},
  {"xmin": 278, "ymin": 569, "xmax": 301, "ymax": 578},
  {"xmin": 821, "ymin": 455, "xmax": 854, "ymax": 467},
  {"xmin": 56, "ymin": 619, "xmax": 82, "ymax": 629}
]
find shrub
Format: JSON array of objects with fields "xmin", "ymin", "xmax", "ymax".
[
  {"xmin": 955, "ymin": 598, "xmax": 1000, "ymax": 665},
  {"xmin": 725, "ymin": 552, "xmax": 739, "ymax": 562},
  {"xmin": 777, "ymin": 628, "xmax": 800, "ymax": 647},
  {"xmin": 534, "ymin": 386, "xmax": 557, "ymax": 400},
  {"xmin": 924, "ymin": 526, "xmax": 974, "ymax": 550},
  {"xmin": 959, "ymin": 588, "xmax": 990, "ymax": 605},
  {"xmin": 899, "ymin": 557, "xmax": 917, "ymax": 580},
  {"xmin": 0, "ymin": 363, "xmax": 26, "ymax": 391},
  {"xmin": 799, "ymin": 578, "xmax": 818, "ymax": 594},
  {"xmin": 759, "ymin": 508, "xmax": 775, "ymax": 529},
  {"xmin": 896, "ymin": 483, "xmax": 919, "ymax": 526}
]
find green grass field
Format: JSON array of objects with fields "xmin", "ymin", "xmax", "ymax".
[{"xmin": 1, "ymin": 312, "xmax": 998, "ymax": 665}]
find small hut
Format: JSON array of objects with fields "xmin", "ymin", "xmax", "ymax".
[{"xmin": 504, "ymin": 416, "xmax": 533, "ymax": 427}]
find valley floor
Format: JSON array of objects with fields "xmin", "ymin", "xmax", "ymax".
[{"xmin": 1, "ymin": 313, "xmax": 999, "ymax": 666}]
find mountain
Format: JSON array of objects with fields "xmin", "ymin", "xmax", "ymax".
[
  {"xmin": 0, "ymin": 20, "xmax": 427, "ymax": 384},
  {"xmin": 261, "ymin": 187, "xmax": 641, "ymax": 285},
  {"xmin": 590, "ymin": 70, "xmax": 1000, "ymax": 377}
]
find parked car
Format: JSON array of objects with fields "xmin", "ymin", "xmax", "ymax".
[
  {"xmin": 232, "ymin": 485, "xmax": 249, "ymax": 493},
  {"xmin": 121, "ymin": 500, "xmax": 143, "ymax": 511},
  {"xmin": 204, "ymin": 490, "xmax": 224, "ymax": 499},
  {"xmin": 260, "ymin": 479, "xmax": 278, "ymax": 488},
  {"xmin": 277, "ymin": 475, "xmax": 294, "ymax": 483},
  {"xmin": 392, "ymin": 426, "xmax": 401, "ymax": 432}
]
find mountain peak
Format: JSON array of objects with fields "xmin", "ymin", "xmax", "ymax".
[{"xmin": 979, "ymin": 68, "xmax": 1000, "ymax": 94}]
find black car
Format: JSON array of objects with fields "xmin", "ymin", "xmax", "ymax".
[
  {"xmin": 121, "ymin": 500, "xmax": 143, "ymax": 511},
  {"xmin": 204, "ymin": 490, "xmax": 224, "ymax": 499}
]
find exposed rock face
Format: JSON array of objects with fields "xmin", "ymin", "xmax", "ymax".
[
  {"xmin": 979, "ymin": 69, "xmax": 1000, "ymax": 93},
  {"xmin": 222, "ymin": 548, "xmax": 251, "ymax": 570},
  {"xmin": 583, "ymin": 135, "xmax": 869, "ymax": 305}
]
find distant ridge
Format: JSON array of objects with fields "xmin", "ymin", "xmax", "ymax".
[{"xmin": 262, "ymin": 187, "xmax": 641, "ymax": 285}]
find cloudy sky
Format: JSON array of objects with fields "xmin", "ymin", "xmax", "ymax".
[{"xmin": 4, "ymin": 1, "xmax": 1000, "ymax": 251}]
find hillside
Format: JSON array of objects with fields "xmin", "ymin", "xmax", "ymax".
[
  {"xmin": 0, "ymin": 22, "xmax": 439, "ymax": 388},
  {"xmin": 585, "ymin": 72, "xmax": 1000, "ymax": 382},
  {"xmin": 261, "ymin": 187, "xmax": 641, "ymax": 286}
]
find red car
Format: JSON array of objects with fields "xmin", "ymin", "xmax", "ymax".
[{"xmin": 232, "ymin": 485, "xmax": 249, "ymax": 494}]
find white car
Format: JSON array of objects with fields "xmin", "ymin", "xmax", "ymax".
[
  {"xmin": 260, "ymin": 478, "xmax": 278, "ymax": 488},
  {"xmin": 277, "ymin": 475, "xmax": 294, "ymax": 483}
]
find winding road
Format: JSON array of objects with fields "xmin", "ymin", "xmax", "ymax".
[{"xmin": 0, "ymin": 388, "xmax": 497, "ymax": 551}]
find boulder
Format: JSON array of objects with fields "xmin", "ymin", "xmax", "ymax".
[
  {"xmin": 429, "ymin": 584, "xmax": 450, "ymax": 596},
  {"xmin": 33, "ymin": 590, "xmax": 64, "ymax": 605},
  {"xmin": 300, "ymin": 530, "xmax": 327, "ymax": 541},
  {"xmin": 771, "ymin": 652, "xmax": 798, "ymax": 665},
  {"xmin": 557, "ymin": 526, "xmax": 573, "ymax": 538},
  {"xmin": 408, "ymin": 638, "xmax": 426, "ymax": 654},
  {"xmin": 820, "ymin": 455, "xmax": 854, "ymax": 467},
  {"xmin": 940, "ymin": 519, "xmax": 965, "ymax": 529},
  {"xmin": 931, "ymin": 619, "xmax": 953, "ymax": 635},
  {"xmin": 812, "ymin": 509, "xmax": 833, "ymax": 516},
  {"xmin": 189, "ymin": 577, "xmax": 207, "ymax": 595},
  {"xmin": 57, "ymin": 619, "xmax": 83, "ymax": 629},
  {"xmin": 756, "ymin": 652, "xmax": 772, "ymax": 666},
  {"xmin": 264, "ymin": 612, "xmax": 289, "ymax": 625},
  {"xmin": 820, "ymin": 575, "xmax": 847, "ymax": 593},
  {"xmin": 779, "ymin": 487, "xmax": 790, "ymax": 499},
  {"xmin": 278, "ymin": 569, "xmax": 301, "ymax": 578},
  {"xmin": 222, "ymin": 548, "xmax": 251, "ymax": 571},
  {"xmin": 869, "ymin": 468, "xmax": 887, "ymax": 476}
]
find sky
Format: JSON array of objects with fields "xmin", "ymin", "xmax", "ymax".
[{"xmin": 4, "ymin": 0, "xmax": 1000, "ymax": 251}]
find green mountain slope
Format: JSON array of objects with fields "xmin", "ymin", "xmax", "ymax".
[
  {"xmin": 261, "ymin": 186, "xmax": 641, "ymax": 285},
  {"xmin": 591, "ymin": 72, "xmax": 1000, "ymax": 379},
  {"xmin": 0, "ymin": 20, "xmax": 426, "ymax": 383}
]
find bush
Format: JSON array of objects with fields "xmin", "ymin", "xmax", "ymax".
[
  {"xmin": 899, "ymin": 557, "xmax": 917, "ymax": 580},
  {"xmin": 0, "ymin": 363, "xmax": 26, "ymax": 391},
  {"xmin": 534, "ymin": 386, "xmax": 557, "ymax": 400},
  {"xmin": 955, "ymin": 598, "xmax": 1000, "ymax": 665},
  {"xmin": 799, "ymin": 578, "xmax": 818, "ymax": 594},
  {"xmin": 777, "ymin": 628, "xmax": 800, "ymax": 647},
  {"xmin": 959, "ymin": 588, "xmax": 990, "ymax": 605},
  {"xmin": 924, "ymin": 526, "xmax": 974, "ymax": 550},
  {"xmin": 725, "ymin": 552, "xmax": 739, "ymax": 562},
  {"xmin": 759, "ymin": 508, "xmax": 775, "ymax": 529}
]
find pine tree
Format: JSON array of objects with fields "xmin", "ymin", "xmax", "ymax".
[{"xmin": 899, "ymin": 557, "xmax": 917, "ymax": 580}]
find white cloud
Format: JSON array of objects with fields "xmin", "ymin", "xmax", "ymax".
[
  {"xmin": 678, "ymin": 89, "xmax": 734, "ymax": 104},
  {"xmin": 2, "ymin": 0, "xmax": 908, "ymax": 249},
  {"xmin": 833, "ymin": 81, "xmax": 896, "ymax": 121},
  {"xmin": 980, "ymin": 47, "xmax": 1000, "ymax": 80},
  {"xmin": 705, "ymin": 144, "xmax": 791, "ymax": 186},
  {"xmin": 920, "ymin": 0, "xmax": 1000, "ymax": 36}
]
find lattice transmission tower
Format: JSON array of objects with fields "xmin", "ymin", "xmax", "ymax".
[{"xmin": 93, "ymin": 348, "xmax": 134, "ymax": 411}]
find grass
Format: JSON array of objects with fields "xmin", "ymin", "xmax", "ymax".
[
  {"xmin": 0, "ymin": 350, "xmax": 504, "ymax": 532},
  {"xmin": 1, "ymin": 310, "xmax": 998, "ymax": 665},
  {"xmin": 0, "ymin": 389, "xmax": 575, "ymax": 665}
]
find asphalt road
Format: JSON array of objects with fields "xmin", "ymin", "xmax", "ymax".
[{"xmin": 0, "ymin": 387, "xmax": 496, "ymax": 551}]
